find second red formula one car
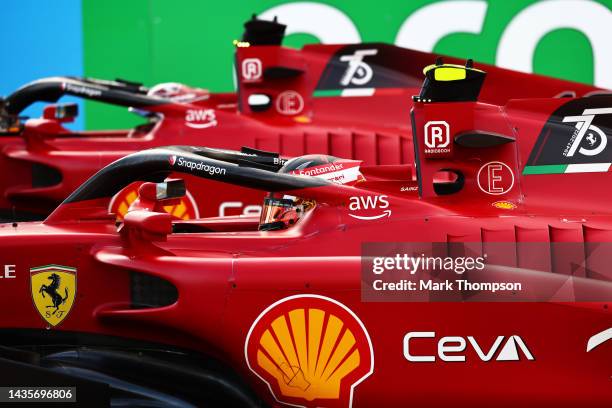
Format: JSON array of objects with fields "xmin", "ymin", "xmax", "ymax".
[
  {"xmin": 0, "ymin": 62, "xmax": 609, "ymax": 407},
  {"xmin": 0, "ymin": 16, "xmax": 603, "ymax": 222}
]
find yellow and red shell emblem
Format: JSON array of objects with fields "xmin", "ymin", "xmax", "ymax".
[
  {"xmin": 245, "ymin": 295, "xmax": 373, "ymax": 408},
  {"xmin": 108, "ymin": 181, "xmax": 199, "ymax": 220},
  {"xmin": 492, "ymin": 201, "xmax": 517, "ymax": 210}
]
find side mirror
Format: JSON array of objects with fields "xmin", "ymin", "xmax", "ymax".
[
  {"xmin": 127, "ymin": 179, "xmax": 187, "ymax": 214},
  {"xmin": 138, "ymin": 179, "xmax": 186, "ymax": 202},
  {"xmin": 121, "ymin": 210, "xmax": 172, "ymax": 241},
  {"xmin": 0, "ymin": 116, "xmax": 22, "ymax": 135},
  {"xmin": 43, "ymin": 103, "xmax": 78, "ymax": 123},
  {"xmin": 0, "ymin": 99, "xmax": 23, "ymax": 135}
]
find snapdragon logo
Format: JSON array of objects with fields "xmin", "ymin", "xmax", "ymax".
[
  {"xmin": 65, "ymin": 83, "xmax": 102, "ymax": 98},
  {"xmin": 173, "ymin": 156, "xmax": 227, "ymax": 176}
]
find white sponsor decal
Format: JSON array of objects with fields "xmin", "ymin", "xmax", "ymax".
[
  {"xmin": 339, "ymin": 49, "xmax": 378, "ymax": 86},
  {"xmin": 2, "ymin": 265, "xmax": 16, "ymax": 279},
  {"xmin": 218, "ymin": 202, "xmax": 262, "ymax": 217},
  {"xmin": 424, "ymin": 121, "xmax": 451, "ymax": 155},
  {"xmin": 477, "ymin": 161, "xmax": 514, "ymax": 195},
  {"xmin": 65, "ymin": 83, "xmax": 102, "ymax": 98},
  {"xmin": 242, "ymin": 58, "xmax": 262, "ymax": 81},
  {"xmin": 586, "ymin": 328, "xmax": 612, "ymax": 352},
  {"xmin": 275, "ymin": 90, "xmax": 304, "ymax": 115},
  {"xmin": 290, "ymin": 161, "xmax": 363, "ymax": 185},
  {"xmin": 403, "ymin": 332, "xmax": 534, "ymax": 362},
  {"xmin": 147, "ymin": 82, "xmax": 209, "ymax": 103},
  {"xmin": 424, "ymin": 121, "xmax": 450, "ymax": 149},
  {"xmin": 185, "ymin": 109, "xmax": 217, "ymax": 129},
  {"xmin": 563, "ymin": 108, "xmax": 612, "ymax": 157},
  {"xmin": 348, "ymin": 195, "xmax": 391, "ymax": 220},
  {"xmin": 294, "ymin": 162, "xmax": 344, "ymax": 176},
  {"xmin": 173, "ymin": 156, "xmax": 227, "ymax": 176}
]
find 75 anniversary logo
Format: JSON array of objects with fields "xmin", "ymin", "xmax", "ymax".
[{"xmin": 524, "ymin": 98, "xmax": 612, "ymax": 175}]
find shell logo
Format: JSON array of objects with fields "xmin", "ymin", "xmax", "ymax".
[
  {"xmin": 245, "ymin": 295, "xmax": 374, "ymax": 408},
  {"xmin": 492, "ymin": 200, "xmax": 517, "ymax": 210},
  {"xmin": 108, "ymin": 181, "xmax": 199, "ymax": 220}
]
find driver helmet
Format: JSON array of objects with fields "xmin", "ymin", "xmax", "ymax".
[
  {"xmin": 147, "ymin": 82, "xmax": 210, "ymax": 103},
  {"xmin": 259, "ymin": 154, "xmax": 365, "ymax": 231}
]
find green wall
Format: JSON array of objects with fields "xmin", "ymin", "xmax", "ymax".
[{"xmin": 82, "ymin": 0, "xmax": 609, "ymax": 129}]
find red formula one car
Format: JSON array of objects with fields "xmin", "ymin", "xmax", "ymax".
[
  {"xmin": 0, "ymin": 17, "xmax": 602, "ymax": 222},
  {"xmin": 0, "ymin": 63, "xmax": 610, "ymax": 407}
]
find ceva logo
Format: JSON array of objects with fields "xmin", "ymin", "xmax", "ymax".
[
  {"xmin": 348, "ymin": 195, "xmax": 391, "ymax": 220},
  {"xmin": 403, "ymin": 332, "xmax": 535, "ymax": 362},
  {"xmin": 245, "ymin": 295, "xmax": 374, "ymax": 408}
]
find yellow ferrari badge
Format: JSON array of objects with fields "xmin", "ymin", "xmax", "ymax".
[{"xmin": 30, "ymin": 264, "xmax": 76, "ymax": 327}]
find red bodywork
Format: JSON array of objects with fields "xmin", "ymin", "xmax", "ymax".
[
  {"xmin": 0, "ymin": 62, "xmax": 610, "ymax": 406},
  {"xmin": 0, "ymin": 41, "xmax": 602, "ymax": 220}
]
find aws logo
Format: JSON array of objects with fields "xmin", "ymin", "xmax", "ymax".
[
  {"xmin": 185, "ymin": 109, "xmax": 217, "ymax": 129},
  {"xmin": 348, "ymin": 195, "xmax": 391, "ymax": 221},
  {"xmin": 245, "ymin": 295, "xmax": 373, "ymax": 408}
]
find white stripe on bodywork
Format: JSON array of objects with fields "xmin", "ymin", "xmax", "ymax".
[
  {"xmin": 341, "ymin": 88, "xmax": 375, "ymax": 97},
  {"xmin": 30, "ymin": 265, "xmax": 76, "ymax": 273},
  {"xmin": 312, "ymin": 166, "xmax": 363, "ymax": 184},
  {"xmin": 587, "ymin": 328, "xmax": 612, "ymax": 352},
  {"xmin": 582, "ymin": 108, "xmax": 612, "ymax": 115},
  {"xmin": 564, "ymin": 163, "xmax": 611, "ymax": 173}
]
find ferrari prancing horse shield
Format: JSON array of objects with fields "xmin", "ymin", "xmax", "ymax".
[{"xmin": 30, "ymin": 264, "xmax": 77, "ymax": 327}]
